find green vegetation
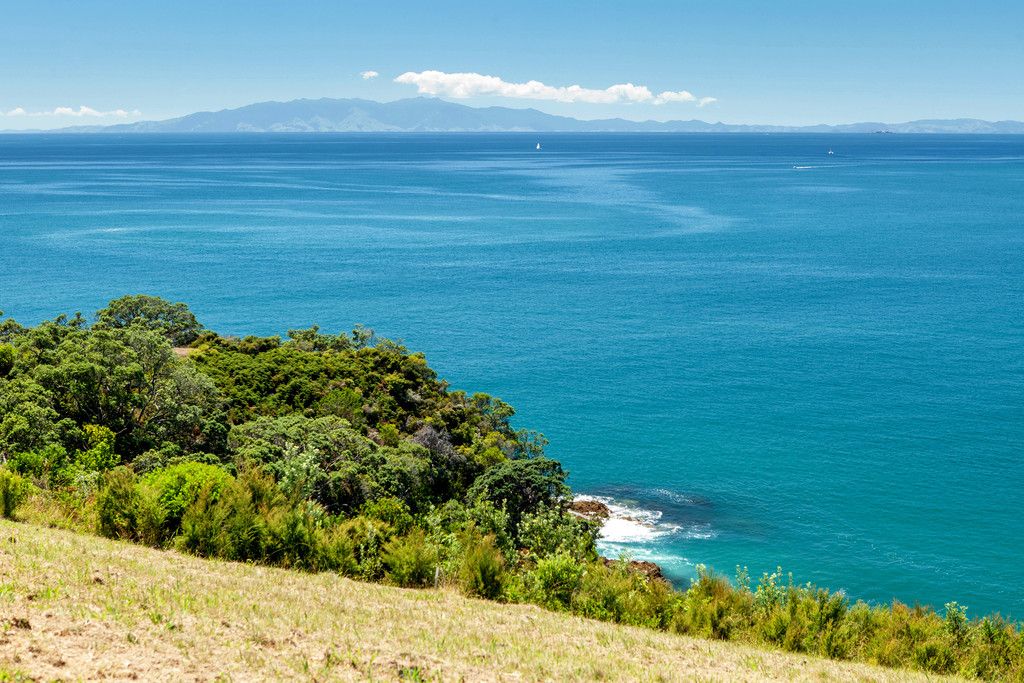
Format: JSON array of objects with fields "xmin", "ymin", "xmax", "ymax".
[
  {"xmin": 3, "ymin": 520, "xmax": 940, "ymax": 682},
  {"xmin": 1, "ymin": 296, "xmax": 1022, "ymax": 681}
]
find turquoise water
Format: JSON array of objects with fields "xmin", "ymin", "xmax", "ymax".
[{"xmin": 2, "ymin": 133, "xmax": 1022, "ymax": 616}]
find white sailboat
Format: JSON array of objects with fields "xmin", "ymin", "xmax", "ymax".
[{"xmin": 536, "ymin": 142, "xmax": 542, "ymax": 150}]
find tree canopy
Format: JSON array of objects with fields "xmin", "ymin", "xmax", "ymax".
[{"xmin": 95, "ymin": 294, "xmax": 203, "ymax": 346}]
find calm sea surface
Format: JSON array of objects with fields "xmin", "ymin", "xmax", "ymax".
[{"xmin": 2, "ymin": 133, "xmax": 1022, "ymax": 616}]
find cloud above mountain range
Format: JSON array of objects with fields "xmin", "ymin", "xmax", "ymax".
[
  {"xmin": 2, "ymin": 106, "xmax": 142, "ymax": 118},
  {"xmin": 394, "ymin": 70, "xmax": 716, "ymax": 107}
]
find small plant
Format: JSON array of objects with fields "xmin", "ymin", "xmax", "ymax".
[{"xmin": 943, "ymin": 601, "xmax": 969, "ymax": 645}]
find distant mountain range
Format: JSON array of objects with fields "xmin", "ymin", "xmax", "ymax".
[{"xmin": 12, "ymin": 97, "xmax": 1024, "ymax": 134}]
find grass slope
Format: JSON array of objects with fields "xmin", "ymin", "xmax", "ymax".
[{"xmin": 0, "ymin": 521, "xmax": 953, "ymax": 682}]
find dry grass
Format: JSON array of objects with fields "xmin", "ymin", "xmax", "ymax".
[{"xmin": 0, "ymin": 520, "xmax": 956, "ymax": 682}]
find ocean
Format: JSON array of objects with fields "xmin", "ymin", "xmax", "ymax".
[{"xmin": 2, "ymin": 132, "xmax": 1022, "ymax": 617}]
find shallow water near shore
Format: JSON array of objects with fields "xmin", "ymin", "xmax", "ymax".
[{"xmin": 2, "ymin": 132, "xmax": 1022, "ymax": 616}]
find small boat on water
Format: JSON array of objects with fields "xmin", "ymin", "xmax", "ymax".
[
  {"xmin": 827, "ymin": 148, "xmax": 834, "ymax": 156},
  {"xmin": 536, "ymin": 143, "xmax": 542, "ymax": 150}
]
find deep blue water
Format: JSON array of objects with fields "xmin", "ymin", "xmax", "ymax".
[{"xmin": 2, "ymin": 133, "xmax": 1022, "ymax": 616}]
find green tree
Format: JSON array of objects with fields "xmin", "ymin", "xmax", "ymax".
[
  {"xmin": 466, "ymin": 457, "xmax": 570, "ymax": 533},
  {"xmin": 0, "ymin": 377, "xmax": 62, "ymax": 458},
  {"xmin": 0, "ymin": 344, "xmax": 14, "ymax": 378},
  {"xmin": 95, "ymin": 294, "xmax": 203, "ymax": 346}
]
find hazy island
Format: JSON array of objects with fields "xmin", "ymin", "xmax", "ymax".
[
  {"xmin": 6, "ymin": 96, "xmax": 1024, "ymax": 134},
  {"xmin": 1, "ymin": 296, "xmax": 1022, "ymax": 680}
]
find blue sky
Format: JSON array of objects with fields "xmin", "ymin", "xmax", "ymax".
[{"xmin": 2, "ymin": 0, "xmax": 1022, "ymax": 129}]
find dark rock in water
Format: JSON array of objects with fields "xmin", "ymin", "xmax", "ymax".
[
  {"xmin": 602, "ymin": 558, "xmax": 665, "ymax": 582},
  {"xmin": 569, "ymin": 499, "xmax": 611, "ymax": 519}
]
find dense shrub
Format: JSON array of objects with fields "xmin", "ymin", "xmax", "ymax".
[
  {"xmin": 313, "ymin": 524, "xmax": 358, "ymax": 575},
  {"xmin": 178, "ymin": 470, "xmax": 277, "ymax": 561},
  {"xmin": 458, "ymin": 534, "xmax": 506, "ymax": 599},
  {"xmin": 266, "ymin": 504, "xmax": 321, "ymax": 569},
  {"xmin": 517, "ymin": 507, "xmax": 598, "ymax": 562},
  {"xmin": 670, "ymin": 566, "xmax": 753, "ymax": 640},
  {"xmin": 142, "ymin": 461, "xmax": 233, "ymax": 533},
  {"xmin": 527, "ymin": 553, "xmax": 585, "ymax": 610},
  {"xmin": 335, "ymin": 516, "xmax": 393, "ymax": 580},
  {"xmin": 96, "ymin": 467, "xmax": 143, "ymax": 540},
  {"xmin": 572, "ymin": 561, "xmax": 676, "ymax": 629},
  {"xmin": 361, "ymin": 496, "xmax": 415, "ymax": 535},
  {"xmin": 383, "ymin": 529, "xmax": 437, "ymax": 587},
  {"xmin": 423, "ymin": 499, "xmax": 514, "ymax": 578},
  {"xmin": 0, "ymin": 466, "xmax": 30, "ymax": 519}
]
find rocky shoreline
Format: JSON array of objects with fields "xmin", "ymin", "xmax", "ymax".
[{"xmin": 569, "ymin": 499, "xmax": 666, "ymax": 582}]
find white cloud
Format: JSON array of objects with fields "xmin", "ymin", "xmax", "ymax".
[
  {"xmin": 652, "ymin": 90, "xmax": 696, "ymax": 104},
  {"xmin": 360, "ymin": 70, "xmax": 379, "ymax": 80},
  {"xmin": 394, "ymin": 70, "xmax": 713, "ymax": 106},
  {"xmin": 1, "ymin": 106, "xmax": 142, "ymax": 118},
  {"xmin": 698, "ymin": 97, "xmax": 718, "ymax": 107}
]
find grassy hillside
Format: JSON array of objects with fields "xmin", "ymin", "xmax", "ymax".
[{"xmin": 1, "ymin": 520, "xmax": 949, "ymax": 682}]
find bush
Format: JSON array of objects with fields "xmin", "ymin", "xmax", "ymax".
[
  {"xmin": 383, "ymin": 529, "xmax": 438, "ymax": 587},
  {"xmin": 378, "ymin": 423, "xmax": 400, "ymax": 447},
  {"xmin": 573, "ymin": 560, "xmax": 676, "ymax": 628},
  {"xmin": 77, "ymin": 424, "xmax": 120, "ymax": 472},
  {"xmin": 266, "ymin": 505, "xmax": 319, "ymax": 569},
  {"xmin": 361, "ymin": 496, "xmax": 415, "ymax": 535},
  {"xmin": 528, "ymin": 553, "xmax": 585, "ymax": 610},
  {"xmin": 6, "ymin": 449, "xmax": 46, "ymax": 480},
  {"xmin": 914, "ymin": 639, "xmax": 956, "ymax": 674},
  {"xmin": 458, "ymin": 534, "xmax": 505, "ymax": 599},
  {"xmin": 313, "ymin": 524, "xmax": 358, "ymax": 575},
  {"xmin": 517, "ymin": 507, "xmax": 597, "ymax": 562},
  {"xmin": 0, "ymin": 467, "xmax": 30, "ymax": 519},
  {"xmin": 13, "ymin": 444, "xmax": 73, "ymax": 489},
  {"xmin": 335, "ymin": 516, "xmax": 394, "ymax": 580},
  {"xmin": 671, "ymin": 566, "xmax": 753, "ymax": 640},
  {"xmin": 143, "ymin": 462, "xmax": 233, "ymax": 534},
  {"xmin": 135, "ymin": 485, "xmax": 169, "ymax": 546},
  {"xmin": 96, "ymin": 467, "xmax": 142, "ymax": 539},
  {"xmin": 178, "ymin": 470, "xmax": 279, "ymax": 562}
]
